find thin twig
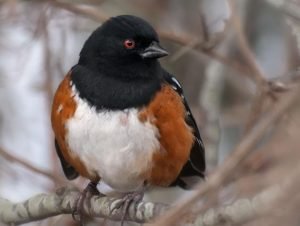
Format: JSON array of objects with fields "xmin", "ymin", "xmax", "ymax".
[
  {"xmin": 230, "ymin": 0, "xmax": 268, "ymax": 86},
  {"xmin": 49, "ymin": 1, "xmax": 108, "ymax": 22},
  {"xmin": 159, "ymin": 30, "xmax": 251, "ymax": 76},
  {"xmin": 229, "ymin": 0, "xmax": 273, "ymax": 134},
  {"xmin": 170, "ymin": 39, "xmax": 201, "ymax": 62},
  {"xmin": 244, "ymin": 91, "xmax": 266, "ymax": 134},
  {"xmin": 0, "ymin": 147, "xmax": 66, "ymax": 184}
]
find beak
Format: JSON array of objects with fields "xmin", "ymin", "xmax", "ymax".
[{"xmin": 140, "ymin": 41, "xmax": 169, "ymax": 59}]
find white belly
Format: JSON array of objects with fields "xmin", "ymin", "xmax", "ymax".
[{"xmin": 65, "ymin": 94, "xmax": 160, "ymax": 192}]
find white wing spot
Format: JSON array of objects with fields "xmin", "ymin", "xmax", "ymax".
[
  {"xmin": 57, "ymin": 104, "xmax": 63, "ymax": 114},
  {"xmin": 171, "ymin": 77, "xmax": 181, "ymax": 88}
]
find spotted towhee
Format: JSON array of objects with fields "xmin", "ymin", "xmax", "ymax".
[{"xmin": 51, "ymin": 15, "xmax": 205, "ymax": 223}]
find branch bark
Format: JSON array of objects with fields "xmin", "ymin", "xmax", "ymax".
[
  {"xmin": 0, "ymin": 180, "xmax": 297, "ymax": 226},
  {"xmin": 0, "ymin": 186, "xmax": 168, "ymax": 225}
]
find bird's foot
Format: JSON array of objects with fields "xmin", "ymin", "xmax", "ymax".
[
  {"xmin": 111, "ymin": 191, "xmax": 144, "ymax": 226},
  {"xmin": 72, "ymin": 181, "xmax": 101, "ymax": 225}
]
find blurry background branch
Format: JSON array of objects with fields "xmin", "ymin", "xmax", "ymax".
[
  {"xmin": 49, "ymin": 1, "xmax": 109, "ymax": 22},
  {"xmin": 194, "ymin": 171, "xmax": 300, "ymax": 226},
  {"xmin": 0, "ymin": 148, "xmax": 65, "ymax": 185},
  {"xmin": 265, "ymin": 0, "xmax": 300, "ymax": 21}
]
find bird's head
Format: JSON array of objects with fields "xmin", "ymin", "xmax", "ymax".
[{"xmin": 78, "ymin": 15, "xmax": 168, "ymax": 79}]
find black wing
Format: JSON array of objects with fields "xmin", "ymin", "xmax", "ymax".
[
  {"xmin": 54, "ymin": 139, "xmax": 79, "ymax": 180},
  {"xmin": 163, "ymin": 72, "xmax": 206, "ymax": 188}
]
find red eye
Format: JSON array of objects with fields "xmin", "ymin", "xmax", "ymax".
[{"xmin": 124, "ymin": 39, "xmax": 135, "ymax": 49}]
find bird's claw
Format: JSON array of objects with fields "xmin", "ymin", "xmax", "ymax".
[
  {"xmin": 110, "ymin": 192, "xmax": 144, "ymax": 226},
  {"xmin": 72, "ymin": 182, "xmax": 100, "ymax": 225}
]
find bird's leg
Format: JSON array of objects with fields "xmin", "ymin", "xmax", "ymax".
[
  {"xmin": 72, "ymin": 181, "xmax": 101, "ymax": 225},
  {"xmin": 111, "ymin": 189, "xmax": 145, "ymax": 226}
]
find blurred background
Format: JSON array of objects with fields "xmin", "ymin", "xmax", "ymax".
[{"xmin": 0, "ymin": 0, "xmax": 300, "ymax": 225}]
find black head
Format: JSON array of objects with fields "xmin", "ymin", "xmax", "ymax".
[
  {"xmin": 72, "ymin": 15, "xmax": 168, "ymax": 110},
  {"xmin": 78, "ymin": 15, "xmax": 168, "ymax": 79}
]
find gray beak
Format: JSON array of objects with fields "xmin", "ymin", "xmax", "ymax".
[{"xmin": 140, "ymin": 41, "xmax": 169, "ymax": 59}]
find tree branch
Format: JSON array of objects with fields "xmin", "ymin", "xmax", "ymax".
[
  {"xmin": 0, "ymin": 178, "xmax": 297, "ymax": 226},
  {"xmin": 0, "ymin": 186, "xmax": 168, "ymax": 225}
]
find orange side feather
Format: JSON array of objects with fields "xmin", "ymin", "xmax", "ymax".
[
  {"xmin": 139, "ymin": 85, "xmax": 194, "ymax": 186},
  {"xmin": 51, "ymin": 72, "xmax": 99, "ymax": 182}
]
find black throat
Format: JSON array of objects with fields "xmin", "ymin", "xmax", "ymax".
[{"xmin": 70, "ymin": 62, "xmax": 163, "ymax": 110}]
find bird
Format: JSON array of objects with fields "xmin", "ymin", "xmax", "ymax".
[{"xmin": 51, "ymin": 15, "xmax": 205, "ymax": 224}]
